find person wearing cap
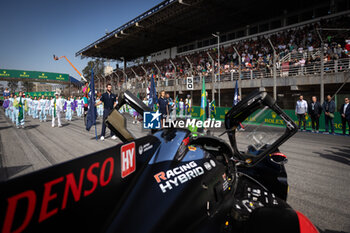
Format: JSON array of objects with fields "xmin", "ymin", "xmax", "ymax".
[{"xmin": 51, "ymin": 93, "xmax": 63, "ymax": 127}]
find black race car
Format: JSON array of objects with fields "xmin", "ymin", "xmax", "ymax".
[{"xmin": 0, "ymin": 90, "xmax": 318, "ymax": 233}]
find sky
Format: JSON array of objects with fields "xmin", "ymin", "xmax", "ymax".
[{"xmin": 0, "ymin": 0, "xmax": 163, "ymax": 81}]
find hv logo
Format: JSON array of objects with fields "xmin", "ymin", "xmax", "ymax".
[
  {"xmin": 121, "ymin": 142, "xmax": 136, "ymax": 178},
  {"xmin": 143, "ymin": 110, "xmax": 161, "ymax": 129}
]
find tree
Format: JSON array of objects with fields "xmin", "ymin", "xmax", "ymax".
[
  {"xmin": 7, "ymin": 80, "xmax": 19, "ymax": 93},
  {"xmin": 82, "ymin": 59, "xmax": 105, "ymax": 82},
  {"xmin": 20, "ymin": 81, "xmax": 35, "ymax": 92}
]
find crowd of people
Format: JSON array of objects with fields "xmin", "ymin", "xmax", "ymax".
[
  {"xmin": 1, "ymin": 90, "xmax": 94, "ymax": 128},
  {"xmin": 295, "ymin": 95, "xmax": 350, "ymax": 135},
  {"xmin": 119, "ymin": 16, "xmax": 349, "ymax": 85}
]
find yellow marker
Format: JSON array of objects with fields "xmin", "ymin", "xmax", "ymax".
[
  {"xmin": 225, "ymin": 221, "xmax": 229, "ymax": 226},
  {"xmin": 249, "ymin": 202, "xmax": 253, "ymax": 207},
  {"xmin": 246, "ymin": 158, "xmax": 252, "ymax": 164}
]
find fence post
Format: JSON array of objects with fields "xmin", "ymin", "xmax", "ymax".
[
  {"xmin": 233, "ymin": 47, "xmax": 242, "ymax": 97},
  {"xmin": 268, "ymin": 38, "xmax": 277, "ymax": 100},
  {"xmin": 335, "ymin": 59, "xmax": 338, "ymax": 73}
]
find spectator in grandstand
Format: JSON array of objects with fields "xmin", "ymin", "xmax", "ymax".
[
  {"xmin": 322, "ymin": 95, "xmax": 336, "ymax": 135},
  {"xmin": 157, "ymin": 90, "xmax": 168, "ymax": 127},
  {"xmin": 123, "ymin": 16, "xmax": 349, "ymax": 87},
  {"xmin": 295, "ymin": 95, "xmax": 308, "ymax": 131},
  {"xmin": 308, "ymin": 96, "xmax": 322, "ymax": 133},
  {"xmin": 95, "ymin": 84, "xmax": 117, "ymax": 141},
  {"xmin": 339, "ymin": 97, "xmax": 350, "ymax": 135}
]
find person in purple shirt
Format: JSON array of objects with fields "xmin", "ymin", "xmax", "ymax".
[{"xmin": 3, "ymin": 96, "xmax": 10, "ymax": 117}]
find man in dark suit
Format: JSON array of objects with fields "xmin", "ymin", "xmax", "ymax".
[
  {"xmin": 95, "ymin": 84, "xmax": 117, "ymax": 141},
  {"xmin": 308, "ymin": 96, "xmax": 323, "ymax": 133},
  {"xmin": 322, "ymin": 95, "xmax": 336, "ymax": 134},
  {"xmin": 339, "ymin": 97, "xmax": 350, "ymax": 135}
]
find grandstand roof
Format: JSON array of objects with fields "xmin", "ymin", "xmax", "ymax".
[
  {"xmin": 76, "ymin": 0, "xmax": 331, "ymax": 61},
  {"xmin": 69, "ymin": 76, "xmax": 84, "ymax": 87}
]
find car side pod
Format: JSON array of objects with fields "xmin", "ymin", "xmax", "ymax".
[
  {"xmin": 296, "ymin": 211, "xmax": 319, "ymax": 233},
  {"xmin": 246, "ymin": 207, "xmax": 318, "ymax": 233}
]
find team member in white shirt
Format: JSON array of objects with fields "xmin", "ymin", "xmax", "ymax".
[
  {"xmin": 295, "ymin": 95, "xmax": 308, "ymax": 131},
  {"xmin": 51, "ymin": 94, "xmax": 64, "ymax": 127}
]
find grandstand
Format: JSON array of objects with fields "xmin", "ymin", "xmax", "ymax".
[{"xmin": 76, "ymin": 0, "xmax": 350, "ymax": 108}]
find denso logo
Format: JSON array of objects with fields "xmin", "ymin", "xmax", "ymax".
[{"xmin": 121, "ymin": 142, "xmax": 136, "ymax": 178}]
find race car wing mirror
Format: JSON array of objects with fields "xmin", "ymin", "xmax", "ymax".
[
  {"xmin": 224, "ymin": 91, "xmax": 297, "ymax": 167},
  {"xmin": 119, "ymin": 90, "xmax": 151, "ymax": 116},
  {"xmin": 105, "ymin": 109, "xmax": 135, "ymax": 142}
]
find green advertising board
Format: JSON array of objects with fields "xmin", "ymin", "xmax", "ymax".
[
  {"xmin": 14, "ymin": 91, "xmax": 55, "ymax": 97},
  {"xmin": 188, "ymin": 106, "xmax": 348, "ymax": 134},
  {"xmin": 0, "ymin": 69, "xmax": 69, "ymax": 82}
]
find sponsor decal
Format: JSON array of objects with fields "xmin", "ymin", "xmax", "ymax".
[
  {"xmin": 1, "ymin": 156, "xmax": 115, "ymax": 233},
  {"xmin": 182, "ymin": 137, "xmax": 190, "ymax": 146},
  {"xmin": 188, "ymin": 146, "xmax": 196, "ymax": 151},
  {"xmin": 143, "ymin": 111, "xmax": 161, "ymax": 129},
  {"xmin": 153, "ymin": 160, "xmax": 215, "ymax": 193},
  {"xmin": 138, "ymin": 143, "xmax": 153, "ymax": 155},
  {"xmin": 210, "ymin": 159, "xmax": 216, "ymax": 167},
  {"xmin": 203, "ymin": 162, "xmax": 212, "ymax": 170},
  {"xmin": 121, "ymin": 142, "xmax": 136, "ymax": 178},
  {"xmin": 222, "ymin": 173, "xmax": 229, "ymax": 191}
]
